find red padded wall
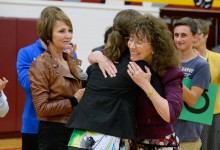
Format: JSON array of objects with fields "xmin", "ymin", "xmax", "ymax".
[
  {"xmin": 0, "ymin": 18, "xmax": 17, "ymax": 133},
  {"xmin": 0, "ymin": 17, "xmax": 38, "ymax": 137}
]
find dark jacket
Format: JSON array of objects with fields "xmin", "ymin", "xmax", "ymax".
[
  {"xmin": 66, "ymin": 52, "xmax": 147, "ymax": 140},
  {"xmin": 28, "ymin": 48, "xmax": 81, "ymax": 124},
  {"xmin": 137, "ymin": 67, "xmax": 184, "ymax": 139}
]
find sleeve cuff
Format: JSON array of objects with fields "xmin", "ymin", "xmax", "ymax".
[{"xmin": 69, "ymin": 96, "xmax": 78, "ymax": 107}]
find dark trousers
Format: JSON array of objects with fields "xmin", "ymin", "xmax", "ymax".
[
  {"xmin": 201, "ymin": 114, "xmax": 220, "ymax": 150},
  {"xmin": 38, "ymin": 121, "xmax": 73, "ymax": 150},
  {"xmin": 22, "ymin": 133, "xmax": 39, "ymax": 150}
]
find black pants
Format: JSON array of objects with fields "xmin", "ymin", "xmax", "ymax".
[
  {"xmin": 38, "ymin": 121, "xmax": 73, "ymax": 150},
  {"xmin": 22, "ymin": 133, "xmax": 39, "ymax": 150}
]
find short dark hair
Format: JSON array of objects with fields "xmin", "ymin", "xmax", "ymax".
[{"xmin": 173, "ymin": 17, "xmax": 198, "ymax": 35}]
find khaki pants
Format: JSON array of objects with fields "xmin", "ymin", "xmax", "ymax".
[{"xmin": 180, "ymin": 138, "xmax": 201, "ymax": 150}]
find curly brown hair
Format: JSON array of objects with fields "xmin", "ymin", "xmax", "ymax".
[{"xmin": 130, "ymin": 14, "xmax": 181, "ymax": 76}]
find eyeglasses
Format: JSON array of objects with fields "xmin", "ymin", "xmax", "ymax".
[{"xmin": 125, "ymin": 37, "xmax": 151, "ymax": 48}]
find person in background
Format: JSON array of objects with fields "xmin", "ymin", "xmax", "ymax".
[
  {"xmin": 88, "ymin": 13, "xmax": 184, "ymax": 149},
  {"xmin": 193, "ymin": 18, "xmax": 220, "ymax": 150},
  {"xmin": 0, "ymin": 77, "xmax": 9, "ymax": 118},
  {"xmin": 91, "ymin": 26, "xmax": 113, "ymax": 52},
  {"xmin": 16, "ymin": 6, "xmax": 79, "ymax": 150},
  {"xmin": 173, "ymin": 17, "xmax": 211, "ymax": 150}
]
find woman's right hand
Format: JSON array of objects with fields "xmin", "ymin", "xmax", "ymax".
[{"xmin": 74, "ymin": 88, "xmax": 85, "ymax": 102}]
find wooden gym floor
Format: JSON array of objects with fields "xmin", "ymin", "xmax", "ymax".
[{"xmin": 0, "ymin": 138, "xmax": 21, "ymax": 150}]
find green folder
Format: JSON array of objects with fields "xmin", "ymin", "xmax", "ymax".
[{"xmin": 179, "ymin": 78, "xmax": 218, "ymax": 125}]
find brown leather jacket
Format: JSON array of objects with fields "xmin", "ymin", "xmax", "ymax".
[{"xmin": 28, "ymin": 48, "xmax": 82, "ymax": 124}]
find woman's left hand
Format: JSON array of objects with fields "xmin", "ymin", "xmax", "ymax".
[{"xmin": 127, "ymin": 61, "xmax": 151, "ymax": 88}]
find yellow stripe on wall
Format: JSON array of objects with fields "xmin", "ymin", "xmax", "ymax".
[{"xmin": 125, "ymin": 0, "xmax": 220, "ymax": 7}]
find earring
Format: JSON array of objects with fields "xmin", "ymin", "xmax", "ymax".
[{"xmin": 152, "ymin": 51, "xmax": 154, "ymax": 54}]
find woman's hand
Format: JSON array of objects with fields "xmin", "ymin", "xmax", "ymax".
[
  {"xmin": 65, "ymin": 43, "xmax": 77, "ymax": 58},
  {"xmin": 98, "ymin": 55, "xmax": 117, "ymax": 78},
  {"xmin": 88, "ymin": 51, "xmax": 117, "ymax": 78},
  {"xmin": 74, "ymin": 88, "xmax": 85, "ymax": 102},
  {"xmin": 127, "ymin": 61, "xmax": 151, "ymax": 88},
  {"xmin": 0, "ymin": 77, "xmax": 8, "ymax": 91}
]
